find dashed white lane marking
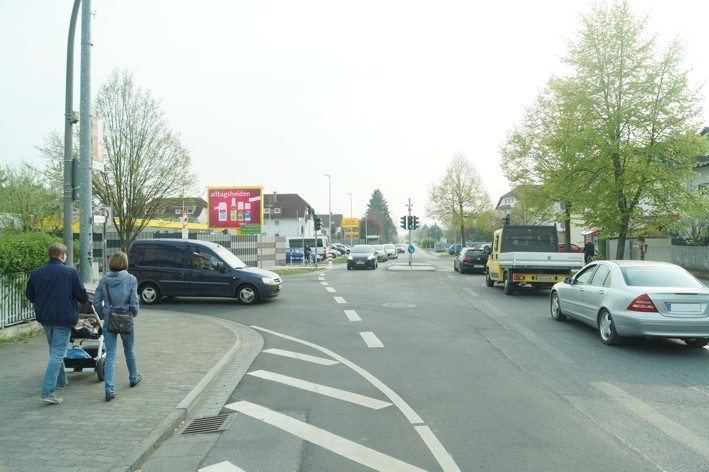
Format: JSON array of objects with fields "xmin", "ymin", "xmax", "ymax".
[
  {"xmin": 326, "ymin": 287, "xmax": 337, "ymax": 293},
  {"xmin": 199, "ymin": 461, "xmax": 245, "ymax": 472},
  {"xmin": 592, "ymin": 381, "xmax": 709, "ymax": 460},
  {"xmin": 321, "ymin": 281, "xmax": 329, "ymax": 286},
  {"xmin": 344, "ymin": 309, "xmax": 361, "ymax": 321},
  {"xmin": 247, "ymin": 370, "xmax": 392, "ymax": 410},
  {"xmin": 360, "ymin": 331, "xmax": 384, "ymax": 348},
  {"xmin": 262, "ymin": 348, "xmax": 339, "ymax": 366},
  {"xmin": 225, "ymin": 401, "xmax": 426, "ymax": 472},
  {"xmin": 415, "ymin": 426, "xmax": 462, "ymax": 472},
  {"xmin": 334, "ymin": 296, "xmax": 347, "ymax": 304}
]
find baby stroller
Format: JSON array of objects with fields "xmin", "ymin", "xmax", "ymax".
[{"xmin": 63, "ymin": 293, "xmax": 106, "ymax": 382}]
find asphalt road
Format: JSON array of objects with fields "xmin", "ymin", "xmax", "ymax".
[{"xmin": 140, "ymin": 249, "xmax": 709, "ymax": 471}]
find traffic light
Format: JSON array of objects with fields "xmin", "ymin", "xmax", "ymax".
[
  {"xmin": 412, "ymin": 216, "xmax": 419, "ymax": 229},
  {"xmin": 400, "ymin": 216, "xmax": 407, "ymax": 229},
  {"xmin": 407, "ymin": 216, "xmax": 413, "ymax": 230},
  {"xmin": 314, "ymin": 215, "xmax": 322, "ymax": 231}
]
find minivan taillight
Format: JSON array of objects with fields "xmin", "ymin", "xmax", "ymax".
[{"xmin": 627, "ymin": 294, "xmax": 658, "ymax": 312}]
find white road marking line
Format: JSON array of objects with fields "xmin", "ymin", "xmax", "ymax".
[
  {"xmin": 326, "ymin": 287, "xmax": 337, "ymax": 293},
  {"xmin": 251, "ymin": 326, "xmax": 424, "ymax": 424},
  {"xmin": 262, "ymin": 348, "xmax": 338, "ymax": 366},
  {"xmin": 344, "ymin": 309, "xmax": 361, "ymax": 321},
  {"xmin": 225, "ymin": 401, "xmax": 426, "ymax": 472},
  {"xmin": 415, "ymin": 426, "xmax": 461, "ymax": 472},
  {"xmin": 321, "ymin": 281, "xmax": 329, "ymax": 286},
  {"xmin": 247, "ymin": 370, "xmax": 392, "ymax": 410},
  {"xmin": 334, "ymin": 296, "xmax": 347, "ymax": 304},
  {"xmin": 592, "ymin": 381, "xmax": 709, "ymax": 460},
  {"xmin": 360, "ymin": 331, "xmax": 384, "ymax": 348},
  {"xmin": 199, "ymin": 461, "xmax": 245, "ymax": 472}
]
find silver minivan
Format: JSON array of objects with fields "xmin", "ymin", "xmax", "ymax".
[{"xmin": 128, "ymin": 239, "xmax": 282, "ymax": 305}]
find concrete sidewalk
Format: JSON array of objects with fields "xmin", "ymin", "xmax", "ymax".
[{"xmin": 0, "ymin": 310, "xmax": 262, "ymax": 472}]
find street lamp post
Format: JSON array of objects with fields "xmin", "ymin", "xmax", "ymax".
[
  {"xmin": 323, "ymin": 174, "xmax": 332, "ymax": 241},
  {"xmin": 347, "ymin": 192, "xmax": 353, "ymax": 247}
]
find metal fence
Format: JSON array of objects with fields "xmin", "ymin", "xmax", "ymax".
[
  {"xmin": 606, "ymin": 238, "xmax": 709, "ymax": 270},
  {"xmin": 0, "ymin": 273, "xmax": 33, "ymax": 329}
]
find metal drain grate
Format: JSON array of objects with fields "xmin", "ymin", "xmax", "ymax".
[{"xmin": 181, "ymin": 413, "xmax": 235, "ymax": 435}]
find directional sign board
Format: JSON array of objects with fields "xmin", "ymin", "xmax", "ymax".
[{"xmin": 407, "ymin": 245, "xmax": 415, "ymax": 254}]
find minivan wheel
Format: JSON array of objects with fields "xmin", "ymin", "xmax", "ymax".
[
  {"xmin": 139, "ymin": 283, "xmax": 161, "ymax": 305},
  {"xmin": 236, "ymin": 284, "xmax": 259, "ymax": 305}
]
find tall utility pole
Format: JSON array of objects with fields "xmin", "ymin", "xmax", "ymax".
[
  {"xmin": 63, "ymin": 0, "xmax": 81, "ymax": 268},
  {"xmin": 324, "ymin": 174, "xmax": 332, "ymax": 241},
  {"xmin": 79, "ymin": 0, "xmax": 93, "ymax": 282},
  {"xmin": 347, "ymin": 192, "xmax": 353, "ymax": 248}
]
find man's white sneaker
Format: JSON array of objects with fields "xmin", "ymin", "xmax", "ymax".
[{"xmin": 41, "ymin": 395, "xmax": 63, "ymax": 404}]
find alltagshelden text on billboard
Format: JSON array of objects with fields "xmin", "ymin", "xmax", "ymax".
[{"xmin": 208, "ymin": 187, "xmax": 262, "ymax": 233}]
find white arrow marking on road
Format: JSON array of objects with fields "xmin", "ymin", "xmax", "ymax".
[
  {"xmin": 262, "ymin": 348, "xmax": 339, "ymax": 366},
  {"xmin": 247, "ymin": 370, "xmax": 392, "ymax": 410},
  {"xmin": 360, "ymin": 331, "xmax": 384, "ymax": 348},
  {"xmin": 199, "ymin": 461, "xmax": 245, "ymax": 472},
  {"xmin": 224, "ymin": 400, "xmax": 426, "ymax": 472}
]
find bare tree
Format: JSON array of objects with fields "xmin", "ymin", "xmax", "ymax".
[
  {"xmin": 426, "ymin": 154, "xmax": 493, "ymax": 244},
  {"xmin": 93, "ymin": 69, "xmax": 196, "ymax": 251}
]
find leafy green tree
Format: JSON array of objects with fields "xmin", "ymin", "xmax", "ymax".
[
  {"xmin": 426, "ymin": 153, "xmax": 493, "ymax": 245},
  {"xmin": 502, "ymin": 0, "xmax": 708, "ymax": 258},
  {"xmin": 93, "ymin": 69, "xmax": 196, "ymax": 252},
  {"xmin": 0, "ymin": 162, "xmax": 61, "ymax": 233}
]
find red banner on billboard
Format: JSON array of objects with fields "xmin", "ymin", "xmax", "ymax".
[{"xmin": 208, "ymin": 187, "xmax": 263, "ymax": 231}]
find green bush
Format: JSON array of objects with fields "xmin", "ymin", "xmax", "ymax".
[{"xmin": 0, "ymin": 232, "xmax": 63, "ymax": 275}]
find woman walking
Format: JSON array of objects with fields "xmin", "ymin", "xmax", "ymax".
[{"xmin": 93, "ymin": 252, "xmax": 142, "ymax": 402}]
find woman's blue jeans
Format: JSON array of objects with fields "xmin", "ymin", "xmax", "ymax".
[
  {"xmin": 103, "ymin": 329, "xmax": 139, "ymax": 394},
  {"xmin": 41, "ymin": 325, "xmax": 71, "ymax": 397}
]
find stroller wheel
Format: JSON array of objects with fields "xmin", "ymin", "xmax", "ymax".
[{"xmin": 96, "ymin": 357, "xmax": 106, "ymax": 382}]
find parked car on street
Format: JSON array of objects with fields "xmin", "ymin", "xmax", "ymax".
[
  {"xmin": 286, "ymin": 247, "xmax": 304, "ymax": 263},
  {"xmin": 346, "ymin": 245, "xmax": 378, "ymax": 270},
  {"xmin": 332, "ymin": 243, "xmax": 349, "ymax": 255},
  {"xmin": 549, "ymin": 260, "xmax": 709, "ymax": 347},
  {"xmin": 449, "ymin": 244, "xmax": 462, "ymax": 255},
  {"xmin": 395, "ymin": 243, "xmax": 406, "ymax": 253},
  {"xmin": 128, "ymin": 239, "xmax": 282, "ymax": 305},
  {"xmin": 453, "ymin": 247, "xmax": 488, "ymax": 274}
]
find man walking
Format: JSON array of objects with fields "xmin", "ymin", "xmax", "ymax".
[{"xmin": 26, "ymin": 242, "xmax": 88, "ymax": 404}]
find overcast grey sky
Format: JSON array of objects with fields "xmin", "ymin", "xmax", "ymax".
[{"xmin": 2, "ymin": 1, "xmax": 708, "ymax": 224}]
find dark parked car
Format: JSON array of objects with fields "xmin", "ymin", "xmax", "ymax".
[
  {"xmin": 286, "ymin": 247, "xmax": 304, "ymax": 263},
  {"xmin": 128, "ymin": 239, "xmax": 282, "ymax": 305},
  {"xmin": 347, "ymin": 244, "xmax": 378, "ymax": 270},
  {"xmin": 453, "ymin": 247, "xmax": 488, "ymax": 274}
]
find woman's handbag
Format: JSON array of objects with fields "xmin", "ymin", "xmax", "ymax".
[{"xmin": 105, "ymin": 284, "xmax": 133, "ymax": 334}]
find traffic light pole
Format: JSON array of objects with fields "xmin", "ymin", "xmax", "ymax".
[{"xmin": 407, "ymin": 198, "xmax": 413, "ymax": 268}]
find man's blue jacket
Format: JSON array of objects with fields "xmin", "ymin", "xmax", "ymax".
[{"xmin": 25, "ymin": 259, "xmax": 88, "ymax": 330}]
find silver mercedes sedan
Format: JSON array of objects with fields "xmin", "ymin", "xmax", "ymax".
[{"xmin": 549, "ymin": 260, "xmax": 709, "ymax": 347}]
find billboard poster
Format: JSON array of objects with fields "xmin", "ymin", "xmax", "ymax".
[{"xmin": 208, "ymin": 186, "xmax": 263, "ymax": 233}]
